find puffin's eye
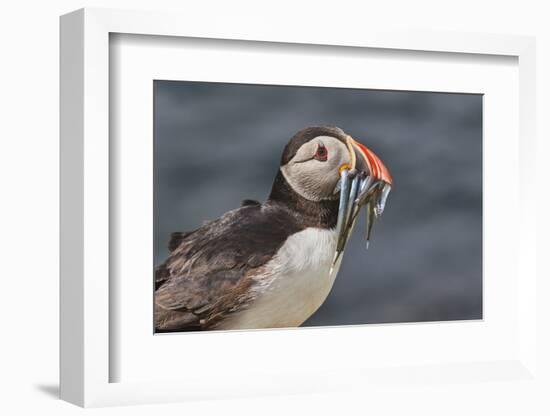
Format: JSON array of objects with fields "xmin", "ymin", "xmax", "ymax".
[{"xmin": 314, "ymin": 144, "xmax": 328, "ymax": 161}]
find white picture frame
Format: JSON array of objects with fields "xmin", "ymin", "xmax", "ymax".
[{"xmin": 60, "ymin": 7, "xmax": 537, "ymax": 407}]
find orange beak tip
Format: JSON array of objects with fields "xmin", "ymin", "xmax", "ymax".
[{"xmin": 351, "ymin": 138, "xmax": 393, "ymax": 185}]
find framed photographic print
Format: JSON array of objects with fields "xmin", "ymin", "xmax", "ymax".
[
  {"xmin": 152, "ymin": 81, "xmax": 481, "ymax": 333},
  {"xmin": 60, "ymin": 8, "xmax": 538, "ymax": 407}
]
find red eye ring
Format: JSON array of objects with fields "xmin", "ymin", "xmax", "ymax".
[{"xmin": 314, "ymin": 144, "xmax": 328, "ymax": 161}]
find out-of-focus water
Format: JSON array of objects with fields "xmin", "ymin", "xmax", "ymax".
[{"xmin": 154, "ymin": 81, "xmax": 482, "ymax": 325}]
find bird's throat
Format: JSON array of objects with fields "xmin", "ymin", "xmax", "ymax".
[{"xmin": 268, "ymin": 170, "xmax": 339, "ymax": 229}]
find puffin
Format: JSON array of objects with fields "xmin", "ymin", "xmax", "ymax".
[{"xmin": 155, "ymin": 126, "xmax": 393, "ymax": 332}]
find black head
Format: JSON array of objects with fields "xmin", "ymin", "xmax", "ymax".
[{"xmin": 279, "ymin": 126, "xmax": 349, "ymax": 166}]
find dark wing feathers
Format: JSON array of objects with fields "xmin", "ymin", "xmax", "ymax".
[
  {"xmin": 241, "ymin": 199, "xmax": 261, "ymax": 207},
  {"xmin": 154, "ymin": 231, "xmax": 196, "ymax": 290},
  {"xmin": 154, "ymin": 203, "xmax": 302, "ymax": 331},
  {"xmin": 168, "ymin": 231, "xmax": 193, "ymax": 252}
]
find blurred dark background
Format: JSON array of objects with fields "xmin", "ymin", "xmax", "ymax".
[{"xmin": 154, "ymin": 80, "xmax": 482, "ymax": 326}]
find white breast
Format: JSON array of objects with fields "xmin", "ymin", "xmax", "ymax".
[{"xmin": 218, "ymin": 227, "xmax": 343, "ymax": 330}]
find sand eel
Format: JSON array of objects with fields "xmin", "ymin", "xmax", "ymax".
[{"xmin": 155, "ymin": 126, "xmax": 393, "ymax": 332}]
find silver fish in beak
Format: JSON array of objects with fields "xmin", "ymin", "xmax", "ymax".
[{"xmin": 330, "ymin": 135, "xmax": 393, "ymax": 272}]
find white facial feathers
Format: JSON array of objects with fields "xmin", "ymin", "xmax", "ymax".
[{"xmin": 280, "ymin": 136, "xmax": 349, "ymax": 201}]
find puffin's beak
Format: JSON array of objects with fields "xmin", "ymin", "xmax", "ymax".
[
  {"xmin": 349, "ymin": 137, "xmax": 393, "ymax": 186},
  {"xmin": 330, "ymin": 135, "xmax": 393, "ymax": 272}
]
